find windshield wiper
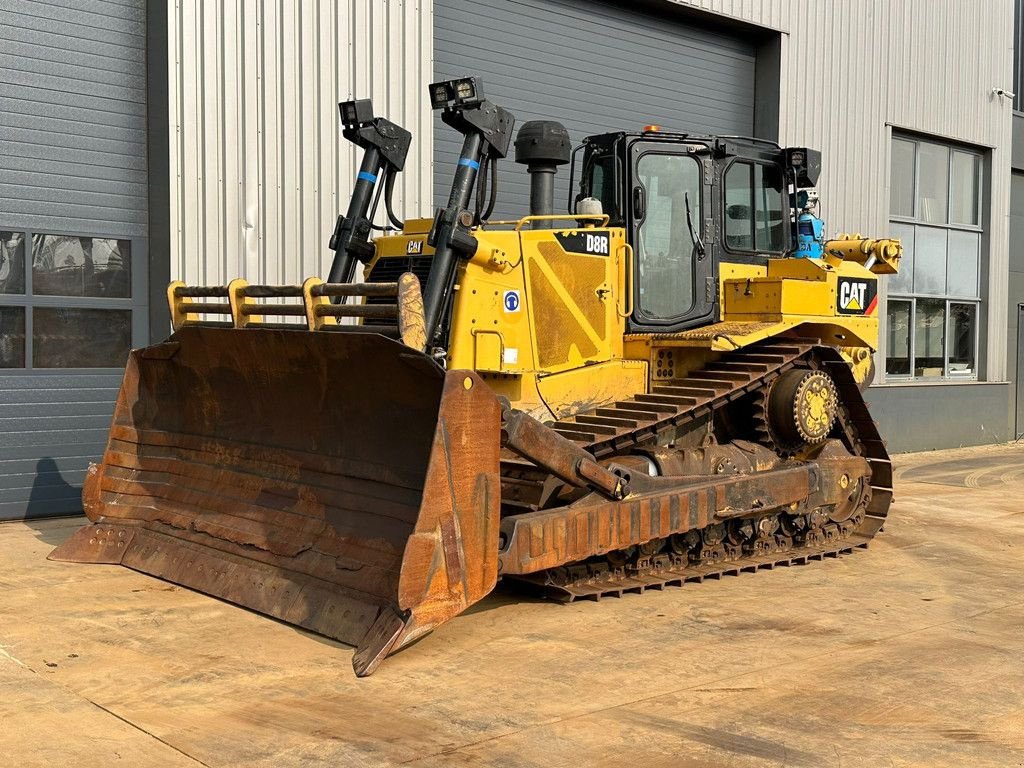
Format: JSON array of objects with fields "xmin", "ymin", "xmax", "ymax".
[{"xmin": 685, "ymin": 191, "xmax": 706, "ymax": 261}]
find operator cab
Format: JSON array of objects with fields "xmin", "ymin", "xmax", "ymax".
[{"xmin": 572, "ymin": 130, "xmax": 817, "ymax": 334}]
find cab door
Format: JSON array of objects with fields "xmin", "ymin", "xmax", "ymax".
[{"xmin": 626, "ymin": 140, "xmax": 715, "ymax": 332}]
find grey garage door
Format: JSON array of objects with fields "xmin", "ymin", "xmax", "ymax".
[
  {"xmin": 0, "ymin": 0, "xmax": 149, "ymax": 520},
  {"xmin": 434, "ymin": 0, "xmax": 757, "ymax": 218}
]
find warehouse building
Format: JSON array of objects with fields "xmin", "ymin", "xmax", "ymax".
[{"xmin": 0, "ymin": 0, "xmax": 1018, "ymax": 519}]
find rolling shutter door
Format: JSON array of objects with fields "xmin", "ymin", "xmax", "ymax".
[{"xmin": 434, "ymin": 0, "xmax": 757, "ymax": 218}]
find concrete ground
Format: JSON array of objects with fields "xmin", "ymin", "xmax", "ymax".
[{"xmin": 2, "ymin": 444, "xmax": 1024, "ymax": 767}]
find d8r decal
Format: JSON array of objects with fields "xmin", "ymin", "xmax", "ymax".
[{"xmin": 554, "ymin": 230, "xmax": 610, "ymax": 256}]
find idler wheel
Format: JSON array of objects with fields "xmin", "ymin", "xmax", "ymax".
[{"xmin": 767, "ymin": 369, "xmax": 838, "ymax": 448}]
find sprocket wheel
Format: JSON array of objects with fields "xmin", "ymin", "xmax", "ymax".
[{"xmin": 760, "ymin": 368, "xmax": 839, "ymax": 453}]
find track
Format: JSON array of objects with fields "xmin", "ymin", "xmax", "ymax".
[{"xmin": 503, "ymin": 340, "xmax": 893, "ymax": 601}]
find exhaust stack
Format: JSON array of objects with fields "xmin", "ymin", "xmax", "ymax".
[{"xmin": 514, "ymin": 121, "xmax": 570, "ymax": 227}]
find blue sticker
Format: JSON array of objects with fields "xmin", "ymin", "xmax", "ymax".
[
  {"xmin": 503, "ymin": 290, "xmax": 521, "ymax": 313},
  {"xmin": 458, "ymin": 157, "xmax": 481, "ymax": 170},
  {"xmin": 357, "ymin": 171, "xmax": 378, "ymax": 183}
]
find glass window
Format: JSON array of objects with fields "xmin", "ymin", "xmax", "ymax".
[
  {"xmin": 33, "ymin": 308, "xmax": 132, "ymax": 368},
  {"xmin": 1, "ymin": 231, "xmax": 26, "ymax": 294},
  {"xmin": 32, "ymin": 235, "xmax": 131, "ymax": 298},
  {"xmin": 950, "ymin": 150, "xmax": 980, "ymax": 226},
  {"xmin": 0, "ymin": 306, "xmax": 26, "ymax": 368},
  {"xmin": 914, "ymin": 298, "xmax": 946, "ymax": 377},
  {"xmin": 948, "ymin": 303, "xmax": 976, "ymax": 376},
  {"xmin": 635, "ymin": 153, "xmax": 701, "ymax": 319},
  {"xmin": 946, "ymin": 230, "xmax": 980, "ymax": 298},
  {"xmin": 724, "ymin": 161, "xmax": 786, "ymax": 253},
  {"xmin": 886, "ymin": 135, "xmax": 984, "ymax": 382},
  {"xmin": 724, "ymin": 162, "xmax": 753, "ymax": 250},
  {"xmin": 754, "ymin": 163, "xmax": 787, "ymax": 251},
  {"xmin": 917, "ymin": 142, "xmax": 949, "ymax": 224},
  {"xmin": 888, "ymin": 222, "xmax": 915, "ymax": 294},
  {"xmin": 890, "ymin": 139, "xmax": 916, "ymax": 217},
  {"xmin": 885, "ymin": 299, "xmax": 912, "ymax": 376},
  {"xmin": 583, "ymin": 151, "xmax": 619, "ymax": 223},
  {"xmin": 913, "ymin": 227, "xmax": 947, "ymax": 296}
]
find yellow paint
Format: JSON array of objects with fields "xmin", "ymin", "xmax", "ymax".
[
  {"xmin": 357, "ymin": 218, "xmax": 894, "ymax": 418},
  {"xmin": 826, "ymin": 235, "xmax": 902, "ymax": 275},
  {"xmin": 536, "ymin": 359, "xmax": 648, "ymax": 421}
]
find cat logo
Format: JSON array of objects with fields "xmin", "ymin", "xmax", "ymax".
[
  {"xmin": 406, "ymin": 239, "xmax": 424, "ymax": 255},
  {"xmin": 837, "ymin": 277, "xmax": 878, "ymax": 315}
]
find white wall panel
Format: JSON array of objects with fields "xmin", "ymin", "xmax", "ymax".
[{"xmin": 169, "ymin": 0, "xmax": 432, "ymax": 287}]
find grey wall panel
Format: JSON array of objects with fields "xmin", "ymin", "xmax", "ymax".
[
  {"xmin": 0, "ymin": 0, "xmax": 148, "ymax": 238},
  {"xmin": 0, "ymin": 0, "xmax": 146, "ymax": 521},
  {"xmin": 0, "ymin": 373, "xmax": 121, "ymax": 521},
  {"xmin": 433, "ymin": 0, "xmax": 756, "ymax": 219},
  {"xmin": 1006, "ymin": 170, "xmax": 1024, "ymax": 436},
  {"xmin": 867, "ymin": 382, "xmax": 1010, "ymax": 453}
]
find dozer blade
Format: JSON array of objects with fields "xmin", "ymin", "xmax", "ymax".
[{"xmin": 50, "ymin": 326, "xmax": 501, "ymax": 676}]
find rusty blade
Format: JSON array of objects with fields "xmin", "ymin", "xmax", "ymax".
[{"xmin": 51, "ymin": 326, "xmax": 501, "ymax": 676}]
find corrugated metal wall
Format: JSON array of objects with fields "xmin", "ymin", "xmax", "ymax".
[
  {"xmin": 168, "ymin": 0, "xmax": 432, "ymax": 289},
  {"xmin": 0, "ymin": 0, "xmax": 148, "ymax": 237},
  {"xmin": 0, "ymin": 0, "xmax": 149, "ymax": 520}
]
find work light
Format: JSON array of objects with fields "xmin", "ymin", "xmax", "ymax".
[
  {"xmin": 338, "ymin": 98, "xmax": 374, "ymax": 129},
  {"xmin": 428, "ymin": 77, "xmax": 484, "ymax": 110}
]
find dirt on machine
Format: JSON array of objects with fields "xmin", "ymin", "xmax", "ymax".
[{"xmin": 51, "ymin": 76, "xmax": 902, "ymax": 676}]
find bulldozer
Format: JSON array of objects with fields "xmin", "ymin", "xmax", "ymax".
[{"xmin": 51, "ymin": 77, "xmax": 900, "ymax": 676}]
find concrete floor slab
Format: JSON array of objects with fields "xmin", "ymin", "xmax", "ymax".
[{"xmin": 2, "ymin": 444, "xmax": 1024, "ymax": 766}]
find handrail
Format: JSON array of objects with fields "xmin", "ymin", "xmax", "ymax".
[
  {"xmin": 513, "ymin": 213, "xmax": 610, "ymax": 231},
  {"xmin": 616, "ymin": 242, "xmax": 635, "ymax": 319}
]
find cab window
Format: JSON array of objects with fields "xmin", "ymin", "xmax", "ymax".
[
  {"xmin": 635, "ymin": 153, "xmax": 701, "ymax": 319},
  {"xmin": 581, "ymin": 151, "xmax": 620, "ymax": 223},
  {"xmin": 724, "ymin": 160, "xmax": 787, "ymax": 252}
]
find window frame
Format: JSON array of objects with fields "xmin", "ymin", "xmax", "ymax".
[
  {"xmin": 720, "ymin": 158, "xmax": 790, "ymax": 257},
  {"xmin": 0, "ymin": 224, "xmax": 148, "ymax": 375},
  {"xmin": 884, "ymin": 296, "xmax": 981, "ymax": 381},
  {"xmin": 632, "ymin": 149, "xmax": 705, "ymax": 323},
  {"xmin": 889, "ymin": 138, "xmax": 983, "ymax": 233},
  {"xmin": 882, "ymin": 133, "xmax": 985, "ymax": 385}
]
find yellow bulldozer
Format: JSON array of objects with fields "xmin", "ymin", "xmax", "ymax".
[{"xmin": 52, "ymin": 77, "xmax": 900, "ymax": 676}]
